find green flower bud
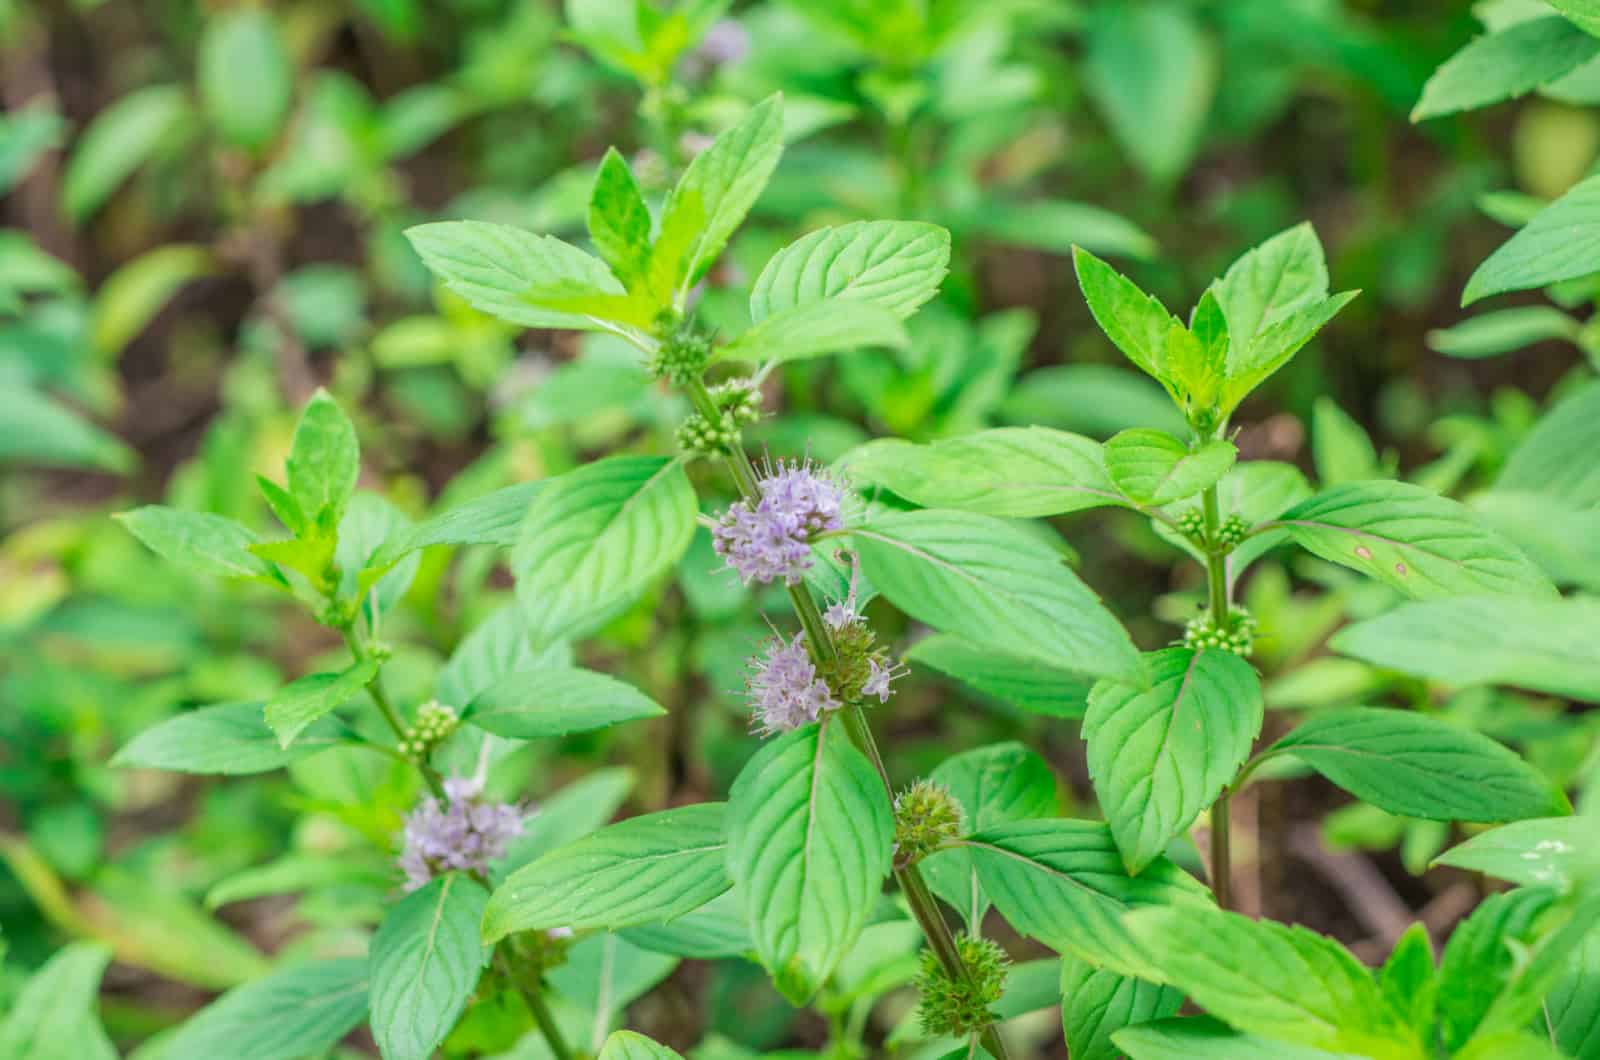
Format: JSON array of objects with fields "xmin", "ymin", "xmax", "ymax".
[
  {"xmin": 893, "ymin": 779, "xmax": 965, "ymax": 868},
  {"xmin": 916, "ymin": 935, "xmax": 1009, "ymax": 1039},
  {"xmin": 676, "ymin": 378, "xmax": 762, "ymax": 455},
  {"xmin": 649, "ymin": 313, "xmax": 713, "ymax": 385},
  {"xmin": 1182, "ymin": 606, "xmax": 1258, "ymax": 658},
  {"xmin": 400, "ymin": 700, "xmax": 459, "ymax": 760}
]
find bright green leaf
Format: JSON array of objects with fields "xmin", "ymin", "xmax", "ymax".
[
  {"xmin": 463, "ymin": 666, "xmax": 665, "ymax": 739},
  {"xmin": 116, "ymin": 506, "xmax": 277, "ymax": 582},
  {"xmin": 1426, "ymin": 307, "xmax": 1580, "ymax": 359},
  {"xmin": 0, "ymin": 943, "xmax": 116, "ymax": 1060},
  {"xmin": 62, "ymin": 84, "xmax": 190, "ymax": 221},
  {"xmin": 113, "ymin": 701, "xmax": 345, "ymax": 775},
  {"xmin": 1412, "ymin": 17, "xmax": 1599, "ymax": 121},
  {"xmin": 598, "ymin": 1031, "xmax": 684, "ymax": 1060},
  {"xmin": 905, "ymin": 635, "xmax": 1092, "ymax": 719},
  {"xmin": 285, "ymin": 388, "xmax": 361, "ymax": 533},
  {"xmin": 198, "ymin": 9, "xmax": 294, "ymax": 150},
  {"xmin": 750, "ymin": 220, "xmax": 950, "ymax": 322},
  {"xmin": 715, "ymin": 299, "xmax": 908, "ymax": 366},
  {"xmin": 158, "ymin": 958, "xmax": 369, "ymax": 1060},
  {"xmin": 1464, "ymin": 174, "xmax": 1600, "ymax": 304},
  {"xmin": 89, "ymin": 244, "xmax": 212, "ymax": 357},
  {"xmin": 1115, "ymin": 1017, "xmax": 1363, "ymax": 1059},
  {"xmin": 483, "ymin": 804, "xmax": 729, "ymax": 941},
  {"xmin": 264, "ymin": 661, "xmax": 379, "ymax": 748},
  {"xmin": 1060, "ymin": 955, "xmax": 1184, "ymax": 1060},
  {"xmin": 369, "ymin": 874, "xmax": 489, "ymax": 1060},
  {"xmin": 1104, "ymin": 429, "xmax": 1237, "ymax": 506},
  {"xmin": 1434, "ymin": 817, "xmax": 1599, "ymax": 890},
  {"xmin": 588, "ymin": 148, "xmax": 652, "ymax": 291}
]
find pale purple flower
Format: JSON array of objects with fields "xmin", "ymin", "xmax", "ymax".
[
  {"xmin": 748, "ymin": 633, "xmax": 839, "ymax": 735},
  {"xmin": 698, "ymin": 20, "xmax": 751, "ymax": 66},
  {"xmin": 397, "ymin": 777, "xmax": 526, "ymax": 891},
  {"xmin": 713, "ymin": 460, "xmax": 845, "ymax": 585},
  {"xmin": 863, "ymin": 659, "xmax": 897, "ymax": 702}
]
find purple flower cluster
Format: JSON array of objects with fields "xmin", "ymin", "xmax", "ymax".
[
  {"xmin": 748, "ymin": 634, "xmax": 840, "ymax": 735},
  {"xmin": 397, "ymin": 777, "xmax": 525, "ymax": 891},
  {"xmin": 713, "ymin": 460, "xmax": 844, "ymax": 585}
]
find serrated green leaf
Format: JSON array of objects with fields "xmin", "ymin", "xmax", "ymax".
[
  {"xmin": 0, "ymin": 942, "xmax": 116, "ymax": 1060},
  {"xmin": 548, "ymin": 934, "xmax": 678, "ymax": 1052},
  {"xmin": 1436, "ymin": 888, "xmax": 1559, "ymax": 1051},
  {"xmin": 588, "ymin": 147, "xmax": 652, "ymax": 291},
  {"xmin": 1269, "ymin": 480, "xmax": 1555, "ymax": 599},
  {"xmin": 1434, "ymin": 817, "xmax": 1599, "ymax": 890},
  {"xmin": 1412, "ymin": 17, "xmax": 1599, "ymax": 121},
  {"xmin": 1104, "ymin": 429, "xmax": 1236, "ymax": 506},
  {"xmin": 726, "ymin": 722, "xmax": 893, "ymax": 1004},
  {"xmin": 117, "ymin": 506, "xmax": 277, "ymax": 582},
  {"xmin": 1548, "ymin": 0, "xmax": 1600, "ymax": 36},
  {"xmin": 1546, "ymin": 924, "xmax": 1600, "ymax": 1060},
  {"xmin": 497, "ymin": 768, "xmax": 635, "ymax": 878},
  {"xmin": 839, "ymin": 427, "xmax": 1125, "ymax": 518},
  {"xmin": 620, "ymin": 889, "xmax": 751, "ymax": 959},
  {"xmin": 484, "ymin": 804, "xmax": 729, "ymax": 941},
  {"xmin": 264, "ymin": 661, "xmax": 379, "ymax": 748},
  {"xmin": 512, "ymin": 455, "xmax": 696, "ymax": 643},
  {"xmin": 1263, "ymin": 707, "xmax": 1566, "ymax": 822},
  {"xmin": 364, "ymin": 481, "xmax": 543, "ymax": 585},
  {"xmin": 1378, "ymin": 923, "xmax": 1437, "ymax": 1040},
  {"xmin": 1210, "ymin": 222, "xmax": 1327, "ymax": 360},
  {"xmin": 922, "ymin": 742, "xmax": 1058, "ymax": 928},
  {"xmin": 113, "ymin": 701, "xmax": 344, "ymax": 776},
  {"xmin": 1311, "ymin": 397, "xmax": 1381, "ymax": 486},
  {"xmin": 963, "ymin": 818, "xmax": 1212, "ymax": 979},
  {"xmin": 370, "ymin": 874, "xmax": 489, "ymax": 1060},
  {"xmin": 434, "ymin": 603, "xmax": 568, "ymax": 710},
  {"xmin": 716, "ymin": 299, "xmax": 908, "ymax": 366},
  {"xmin": 1496, "ymin": 378, "xmax": 1600, "ymax": 508},
  {"xmin": 1218, "ymin": 292, "xmax": 1358, "ymax": 418},
  {"xmin": 598, "ymin": 1031, "xmax": 684, "ymax": 1060},
  {"xmin": 285, "ymin": 388, "xmax": 360, "ymax": 533},
  {"xmin": 1123, "ymin": 906, "xmax": 1423, "ymax": 1058},
  {"xmin": 1072, "ymin": 246, "xmax": 1184, "ymax": 390},
  {"xmin": 1330, "ymin": 595, "xmax": 1600, "ymax": 702},
  {"xmin": 158, "ymin": 958, "xmax": 369, "ymax": 1060},
  {"xmin": 652, "ymin": 94, "xmax": 784, "ymax": 301},
  {"xmin": 1085, "ymin": 648, "xmax": 1262, "ymax": 875},
  {"xmin": 198, "ymin": 9, "xmax": 293, "ymax": 150},
  {"xmin": 1464, "ymin": 174, "xmax": 1600, "ymax": 304},
  {"xmin": 1060, "ymin": 955, "xmax": 1184, "ymax": 1060},
  {"xmin": 1115, "ymin": 1017, "xmax": 1362, "ymax": 1059},
  {"xmin": 905, "ymin": 634, "xmax": 1092, "ymax": 719},
  {"xmin": 406, "ymin": 220, "xmax": 639, "ymax": 331},
  {"xmin": 1426, "ymin": 306, "xmax": 1580, "ymax": 359},
  {"xmin": 62, "ymin": 83, "xmax": 190, "ymax": 221},
  {"xmin": 750, "ymin": 220, "xmax": 950, "ymax": 322},
  {"xmin": 463, "ymin": 665, "xmax": 663, "ymax": 740},
  {"xmin": 854, "ymin": 509, "xmax": 1141, "ymax": 682}
]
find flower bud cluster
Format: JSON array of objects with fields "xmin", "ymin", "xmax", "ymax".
[
  {"xmin": 399, "ymin": 700, "xmax": 458, "ymax": 760},
  {"xmin": 649, "ymin": 315, "xmax": 713, "ymax": 384},
  {"xmin": 1183, "ymin": 606, "xmax": 1257, "ymax": 657},
  {"xmin": 893, "ymin": 779, "xmax": 964, "ymax": 868},
  {"xmin": 677, "ymin": 379, "xmax": 762, "ymax": 455},
  {"xmin": 1176, "ymin": 510, "xmax": 1249, "ymax": 550},
  {"xmin": 1217, "ymin": 514, "xmax": 1249, "ymax": 547},
  {"xmin": 915, "ymin": 935, "xmax": 1009, "ymax": 1039}
]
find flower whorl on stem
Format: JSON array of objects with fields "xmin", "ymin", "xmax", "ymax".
[{"xmin": 712, "ymin": 459, "xmax": 844, "ymax": 585}]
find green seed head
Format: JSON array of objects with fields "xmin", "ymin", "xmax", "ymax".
[
  {"xmin": 916, "ymin": 935, "xmax": 1009, "ymax": 1038},
  {"xmin": 893, "ymin": 779, "xmax": 965, "ymax": 867}
]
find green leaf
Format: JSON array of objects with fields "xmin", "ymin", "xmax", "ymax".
[
  {"xmin": 512, "ymin": 455, "xmax": 697, "ymax": 643},
  {"xmin": 1083, "ymin": 2, "xmax": 1217, "ymax": 185},
  {"xmin": 0, "ymin": 102, "xmax": 64, "ymax": 196},
  {"xmin": 483, "ymin": 804, "xmax": 729, "ymax": 941},
  {"xmin": 264, "ymin": 661, "xmax": 379, "ymax": 748},
  {"xmin": 651, "ymin": 94, "xmax": 784, "ymax": 300},
  {"xmin": 598, "ymin": 1031, "xmax": 684, "ymax": 1060},
  {"xmin": 1269, "ymin": 480, "xmax": 1555, "ymax": 599},
  {"xmin": 116, "ymin": 506, "xmax": 277, "ymax": 582},
  {"xmin": 1426, "ymin": 306, "xmax": 1580, "ymax": 359},
  {"xmin": 0, "ymin": 384, "xmax": 134, "ymax": 472},
  {"xmin": 1548, "ymin": 0, "xmax": 1600, "ymax": 36},
  {"xmin": 1496, "ymin": 378, "xmax": 1600, "ymax": 508},
  {"xmin": 547, "ymin": 934, "xmax": 678, "ymax": 1052},
  {"xmin": 1217, "ymin": 292, "xmax": 1358, "ymax": 419},
  {"xmin": 1210, "ymin": 222, "xmax": 1328, "ymax": 366},
  {"xmin": 1115, "ymin": 1017, "xmax": 1362, "ymax": 1060},
  {"xmin": 1001, "ymin": 364, "xmax": 1187, "ymax": 439},
  {"xmin": 963, "ymin": 818, "xmax": 1212, "ymax": 979},
  {"xmin": 369, "ymin": 874, "xmax": 489, "ymax": 1060},
  {"xmin": 1546, "ymin": 923, "xmax": 1600, "ymax": 1060},
  {"xmin": 285, "ymin": 389, "xmax": 361, "ymax": 534},
  {"xmin": 588, "ymin": 148, "xmax": 652, "ymax": 291},
  {"xmin": 1123, "ymin": 906, "xmax": 1422, "ymax": 1058},
  {"xmin": 497, "ymin": 767, "xmax": 636, "ymax": 878},
  {"xmin": 1464, "ymin": 174, "xmax": 1600, "ymax": 304},
  {"xmin": 905, "ymin": 635, "xmax": 1092, "ymax": 719},
  {"xmin": 1085, "ymin": 648, "xmax": 1263, "ymax": 875},
  {"xmin": 62, "ymin": 83, "xmax": 190, "ymax": 221},
  {"xmin": 965, "ymin": 199, "xmax": 1159, "ymax": 261},
  {"xmin": 1470, "ymin": 892, "xmax": 1600, "ymax": 1051},
  {"xmin": 158, "ymin": 958, "xmax": 369, "ymax": 1060},
  {"xmin": 1060, "ymin": 955, "xmax": 1184, "ymax": 1060},
  {"xmin": 1311, "ymin": 397, "xmax": 1381, "ymax": 486},
  {"xmin": 89, "ymin": 244, "xmax": 213, "ymax": 357},
  {"xmin": 715, "ymin": 299, "xmax": 908, "ymax": 366},
  {"xmin": 1330, "ymin": 595, "xmax": 1600, "ymax": 702},
  {"xmin": 434, "ymin": 603, "xmax": 568, "ymax": 711},
  {"xmin": 463, "ymin": 666, "xmax": 665, "ymax": 740},
  {"xmin": 1412, "ymin": 17, "xmax": 1600, "ymax": 121},
  {"xmin": 1378, "ymin": 923, "xmax": 1437, "ymax": 1041},
  {"xmin": 839, "ymin": 427, "xmax": 1125, "ymax": 518},
  {"xmin": 1433, "ymin": 817, "xmax": 1599, "ymax": 890},
  {"xmin": 922, "ymin": 742, "xmax": 1059, "ymax": 928},
  {"xmin": 1435, "ymin": 888, "xmax": 1559, "ymax": 1051},
  {"xmin": 1104, "ymin": 429, "xmax": 1236, "ymax": 506},
  {"xmin": 854, "ymin": 509, "xmax": 1141, "ymax": 682},
  {"xmin": 405, "ymin": 220, "xmax": 636, "ymax": 331},
  {"xmin": 619, "ymin": 889, "xmax": 750, "ymax": 959},
  {"xmin": 113, "ymin": 701, "xmax": 345, "ymax": 774},
  {"xmin": 198, "ymin": 9, "xmax": 292, "ymax": 151},
  {"xmin": 336, "ymin": 492, "xmax": 420, "ymax": 612},
  {"xmin": 364, "ymin": 482, "xmax": 543, "ymax": 583},
  {"xmin": 726, "ymin": 722, "xmax": 894, "ymax": 1004},
  {"xmin": 1262, "ymin": 707, "xmax": 1567, "ymax": 823},
  {"xmin": 0, "ymin": 942, "xmax": 116, "ymax": 1060},
  {"xmin": 1072, "ymin": 246, "xmax": 1184, "ymax": 390},
  {"xmin": 749, "ymin": 220, "xmax": 950, "ymax": 322}
]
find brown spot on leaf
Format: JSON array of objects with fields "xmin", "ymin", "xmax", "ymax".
[
  {"xmin": 1355, "ymin": 546, "xmax": 1373, "ymax": 560},
  {"xmin": 1395, "ymin": 562, "xmax": 1407, "ymax": 576}
]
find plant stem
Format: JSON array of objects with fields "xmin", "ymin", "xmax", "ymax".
[
  {"xmin": 495, "ymin": 948, "xmax": 575, "ymax": 1060},
  {"xmin": 340, "ymin": 627, "xmax": 444, "ymax": 799},
  {"xmin": 1200, "ymin": 482, "xmax": 1233, "ymax": 911},
  {"xmin": 686, "ymin": 376, "xmax": 1012, "ymax": 1059}
]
